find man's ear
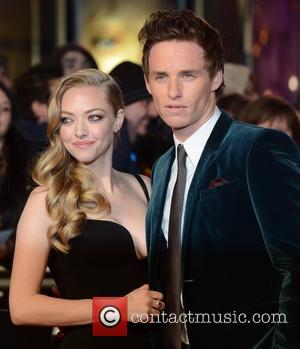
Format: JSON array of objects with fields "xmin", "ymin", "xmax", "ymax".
[
  {"xmin": 144, "ymin": 74, "xmax": 152, "ymax": 95},
  {"xmin": 113, "ymin": 109, "xmax": 125, "ymax": 133},
  {"xmin": 211, "ymin": 70, "xmax": 223, "ymax": 92}
]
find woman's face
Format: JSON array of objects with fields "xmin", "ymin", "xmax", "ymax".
[
  {"xmin": 0, "ymin": 88, "xmax": 12, "ymax": 140},
  {"xmin": 61, "ymin": 51, "xmax": 91, "ymax": 76},
  {"xmin": 59, "ymin": 85, "xmax": 123, "ymax": 166}
]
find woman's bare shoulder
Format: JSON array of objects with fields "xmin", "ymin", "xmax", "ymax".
[
  {"xmin": 24, "ymin": 186, "xmax": 50, "ymax": 219},
  {"xmin": 31, "ymin": 185, "xmax": 48, "ymax": 195},
  {"xmin": 17, "ymin": 187, "xmax": 51, "ymax": 243},
  {"xmin": 116, "ymin": 171, "xmax": 151, "ymax": 197},
  {"xmin": 29, "ymin": 185, "xmax": 48, "ymax": 201}
]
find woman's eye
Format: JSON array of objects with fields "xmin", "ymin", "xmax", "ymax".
[
  {"xmin": 60, "ymin": 117, "xmax": 72, "ymax": 124},
  {"xmin": 0, "ymin": 106, "xmax": 11, "ymax": 113},
  {"xmin": 89, "ymin": 114, "xmax": 103, "ymax": 121}
]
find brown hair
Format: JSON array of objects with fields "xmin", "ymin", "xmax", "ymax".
[
  {"xmin": 138, "ymin": 9, "xmax": 225, "ymax": 93},
  {"xmin": 217, "ymin": 93, "xmax": 250, "ymax": 120},
  {"xmin": 240, "ymin": 95, "xmax": 300, "ymax": 144}
]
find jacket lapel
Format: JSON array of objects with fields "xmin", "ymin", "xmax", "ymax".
[{"xmin": 181, "ymin": 112, "xmax": 233, "ymax": 266}]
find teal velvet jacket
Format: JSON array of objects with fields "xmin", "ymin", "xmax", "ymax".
[{"xmin": 146, "ymin": 112, "xmax": 300, "ymax": 349}]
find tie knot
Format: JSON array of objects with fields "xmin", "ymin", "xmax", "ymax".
[{"xmin": 177, "ymin": 144, "xmax": 187, "ymax": 167}]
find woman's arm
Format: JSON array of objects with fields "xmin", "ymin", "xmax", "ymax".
[
  {"xmin": 9, "ymin": 187, "xmax": 92, "ymax": 327},
  {"xmin": 9, "ymin": 187, "xmax": 163, "ymax": 327}
]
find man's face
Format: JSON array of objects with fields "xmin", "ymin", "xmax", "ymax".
[{"xmin": 145, "ymin": 40, "xmax": 222, "ymax": 141}]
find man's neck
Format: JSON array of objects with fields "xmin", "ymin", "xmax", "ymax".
[{"xmin": 173, "ymin": 105, "xmax": 216, "ymax": 142}]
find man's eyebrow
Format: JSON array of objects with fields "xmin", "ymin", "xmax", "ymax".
[
  {"xmin": 151, "ymin": 71, "xmax": 168, "ymax": 76},
  {"xmin": 150, "ymin": 69, "xmax": 204, "ymax": 76},
  {"xmin": 182, "ymin": 69, "xmax": 202, "ymax": 72}
]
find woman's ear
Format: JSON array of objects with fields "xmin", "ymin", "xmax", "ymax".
[
  {"xmin": 211, "ymin": 70, "xmax": 223, "ymax": 92},
  {"xmin": 114, "ymin": 109, "xmax": 125, "ymax": 133}
]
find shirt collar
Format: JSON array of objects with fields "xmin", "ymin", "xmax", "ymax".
[{"xmin": 174, "ymin": 107, "xmax": 221, "ymax": 167}]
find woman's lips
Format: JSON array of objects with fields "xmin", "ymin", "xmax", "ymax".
[{"xmin": 72, "ymin": 141, "xmax": 95, "ymax": 148}]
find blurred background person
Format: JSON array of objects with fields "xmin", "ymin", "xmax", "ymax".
[
  {"xmin": 240, "ymin": 95, "xmax": 300, "ymax": 145},
  {"xmin": 0, "ymin": 82, "xmax": 33, "ymax": 270},
  {"xmin": 217, "ymin": 93, "xmax": 250, "ymax": 120},
  {"xmin": 110, "ymin": 61, "xmax": 157, "ymax": 173},
  {"xmin": 134, "ymin": 117, "xmax": 173, "ymax": 177},
  {"xmin": 222, "ymin": 63, "xmax": 258, "ymax": 101},
  {"xmin": 13, "ymin": 63, "xmax": 63, "ymax": 150},
  {"xmin": 47, "ymin": 43, "xmax": 98, "ymax": 76},
  {"xmin": 0, "ymin": 58, "xmax": 12, "ymax": 89}
]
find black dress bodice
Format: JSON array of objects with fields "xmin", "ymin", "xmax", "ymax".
[{"xmin": 48, "ymin": 219, "xmax": 150, "ymax": 349}]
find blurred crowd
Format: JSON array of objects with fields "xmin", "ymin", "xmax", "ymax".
[{"xmin": 0, "ymin": 42, "xmax": 299, "ymax": 285}]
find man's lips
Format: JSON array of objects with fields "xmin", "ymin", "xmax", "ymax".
[
  {"xmin": 164, "ymin": 105, "xmax": 187, "ymax": 112},
  {"xmin": 72, "ymin": 141, "xmax": 95, "ymax": 148},
  {"xmin": 165, "ymin": 104, "xmax": 187, "ymax": 108}
]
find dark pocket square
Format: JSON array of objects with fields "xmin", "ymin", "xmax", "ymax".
[{"xmin": 208, "ymin": 178, "xmax": 229, "ymax": 189}]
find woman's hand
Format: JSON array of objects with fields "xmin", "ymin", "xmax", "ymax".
[{"xmin": 127, "ymin": 284, "xmax": 165, "ymax": 322}]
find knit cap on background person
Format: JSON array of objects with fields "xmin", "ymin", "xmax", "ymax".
[
  {"xmin": 110, "ymin": 61, "xmax": 150, "ymax": 106},
  {"xmin": 110, "ymin": 61, "xmax": 154, "ymax": 174}
]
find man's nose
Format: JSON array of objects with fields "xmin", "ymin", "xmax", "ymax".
[{"xmin": 167, "ymin": 78, "xmax": 182, "ymax": 99}]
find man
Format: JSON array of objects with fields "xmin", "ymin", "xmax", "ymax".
[
  {"xmin": 139, "ymin": 10, "xmax": 300, "ymax": 349},
  {"xmin": 110, "ymin": 61, "xmax": 156, "ymax": 173},
  {"xmin": 14, "ymin": 63, "xmax": 63, "ymax": 150}
]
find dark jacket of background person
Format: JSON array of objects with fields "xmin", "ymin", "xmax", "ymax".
[{"xmin": 0, "ymin": 82, "xmax": 33, "ymax": 269}]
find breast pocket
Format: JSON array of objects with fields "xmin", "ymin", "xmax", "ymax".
[{"xmin": 200, "ymin": 179, "xmax": 240, "ymax": 200}]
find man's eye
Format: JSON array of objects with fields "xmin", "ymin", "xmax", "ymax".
[
  {"xmin": 60, "ymin": 117, "xmax": 72, "ymax": 124},
  {"xmin": 183, "ymin": 73, "xmax": 195, "ymax": 79},
  {"xmin": 155, "ymin": 75, "xmax": 167, "ymax": 80},
  {"xmin": 89, "ymin": 114, "xmax": 103, "ymax": 121}
]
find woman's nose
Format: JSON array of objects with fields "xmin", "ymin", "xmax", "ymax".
[{"xmin": 75, "ymin": 120, "xmax": 88, "ymax": 138}]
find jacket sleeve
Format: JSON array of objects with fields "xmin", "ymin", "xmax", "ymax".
[{"xmin": 247, "ymin": 130, "xmax": 300, "ymax": 348}]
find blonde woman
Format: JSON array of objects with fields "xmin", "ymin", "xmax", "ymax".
[{"xmin": 9, "ymin": 69, "xmax": 164, "ymax": 348}]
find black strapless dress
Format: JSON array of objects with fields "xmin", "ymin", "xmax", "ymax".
[{"xmin": 48, "ymin": 219, "xmax": 151, "ymax": 349}]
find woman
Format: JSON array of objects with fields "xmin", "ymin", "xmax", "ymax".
[
  {"xmin": 0, "ymin": 82, "xmax": 32, "ymax": 269},
  {"xmin": 9, "ymin": 69, "xmax": 164, "ymax": 348},
  {"xmin": 48, "ymin": 43, "xmax": 98, "ymax": 77},
  {"xmin": 240, "ymin": 95, "xmax": 300, "ymax": 145}
]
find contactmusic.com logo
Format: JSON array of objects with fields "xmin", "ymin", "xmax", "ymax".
[{"xmin": 93, "ymin": 297, "xmax": 127, "ymax": 336}]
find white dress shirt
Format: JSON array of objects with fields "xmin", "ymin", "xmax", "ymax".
[{"xmin": 161, "ymin": 107, "xmax": 221, "ymax": 242}]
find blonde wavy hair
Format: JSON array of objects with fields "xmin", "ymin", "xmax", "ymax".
[{"xmin": 33, "ymin": 69, "xmax": 124, "ymax": 253}]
